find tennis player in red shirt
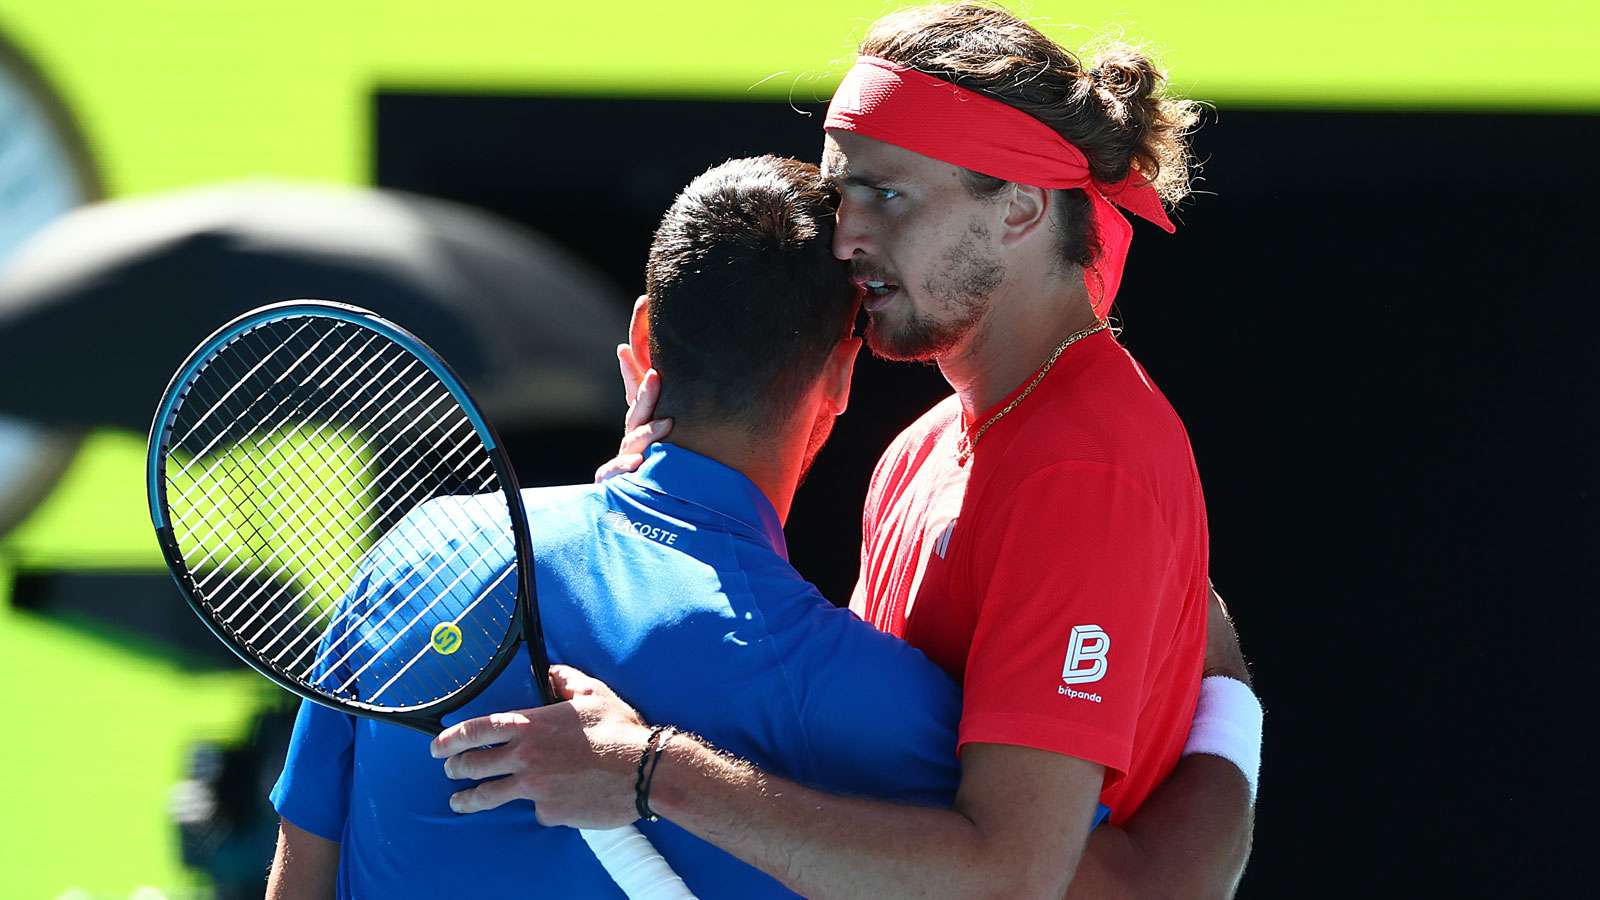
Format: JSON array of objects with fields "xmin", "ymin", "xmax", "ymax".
[
  {"xmin": 438, "ymin": 5, "xmax": 1260, "ymax": 897},
  {"xmin": 831, "ymin": 42, "xmax": 1209, "ymax": 825}
]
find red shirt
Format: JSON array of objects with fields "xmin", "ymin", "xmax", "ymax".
[{"xmin": 849, "ymin": 330, "xmax": 1209, "ymax": 823}]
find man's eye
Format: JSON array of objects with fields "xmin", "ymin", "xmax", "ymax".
[{"xmin": 875, "ymin": 187, "xmax": 900, "ymax": 201}]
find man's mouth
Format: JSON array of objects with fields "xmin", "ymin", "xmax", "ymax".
[{"xmin": 853, "ymin": 275, "xmax": 901, "ymax": 311}]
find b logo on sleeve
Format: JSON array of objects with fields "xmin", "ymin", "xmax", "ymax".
[{"xmin": 1061, "ymin": 624, "xmax": 1110, "ymax": 685}]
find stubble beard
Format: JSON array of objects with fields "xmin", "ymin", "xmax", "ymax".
[{"xmin": 864, "ymin": 223, "xmax": 1003, "ymax": 363}]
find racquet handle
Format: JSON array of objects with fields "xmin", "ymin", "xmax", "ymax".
[{"xmin": 579, "ymin": 825, "xmax": 698, "ymax": 899}]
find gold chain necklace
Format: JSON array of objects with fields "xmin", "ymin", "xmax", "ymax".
[{"xmin": 955, "ymin": 321, "xmax": 1108, "ymax": 465}]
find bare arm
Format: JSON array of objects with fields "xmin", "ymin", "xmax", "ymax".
[
  {"xmin": 266, "ymin": 817, "xmax": 338, "ymax": 900},
  {"xmin": 651, "ymin": 741, "xmax": 1103, "ymax": 900},
  {"xmin": 435, "ymin": 668, "xmax": 1106, "ymax": 900},
  {"xmin": 1067, "ymin": 585, "xmax": 1256, "ymax": 899},
  {"xmin": 1068, "ymin": 755, "xmax": 1252, "ymax": 899}
]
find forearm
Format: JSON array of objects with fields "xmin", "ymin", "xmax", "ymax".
[
  {"xmin": 649, "ymin": 737, "xmax": 1081, "ymax": 900},
  {"xmin": 1063, "ymin": 583, "xmax": 1257, "ymax": 898},
  {"xmin": 1067, "ymin": 755, "xmax": 1253, "ymax": 900},
  {"xmin": 266, "ymin": 818, "xmax": 339, "ymax": 900}
]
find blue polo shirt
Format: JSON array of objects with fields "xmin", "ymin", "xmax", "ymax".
[{"xmin": 271, "ymin": 444, "xmax": 965, "ymax": 898}]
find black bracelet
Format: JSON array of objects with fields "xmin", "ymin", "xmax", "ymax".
[
  {"xmin": 641, "ymin": 726, "xmax": 673, "ymax": 822},
  {"xmin": 634, "ymin": 725, "xmax": 671, "ymax": 822}
]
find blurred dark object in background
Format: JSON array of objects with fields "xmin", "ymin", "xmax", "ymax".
[
  {"xmin": 0, "ymin": 181, "xmax": 629, "ymax": 435},
  {"xmin": 12, "ymin": 569, "xmax": 243, "ymax": 668},
  {"xmin": 0, "ymin": 180, "xmax": 634, "ymax": 672},
  {"xmin": 170, "ymin": 705, "xmax": 296, "ymax": 900}
]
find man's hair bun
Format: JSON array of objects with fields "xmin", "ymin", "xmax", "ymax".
[
  {"xmin": 1085, "ymin": 42, "xmax": 1199, "ymax": 205},
  {"xmin": 861, "ymin": 4, "xmax": 1200, "ymax": 205}
]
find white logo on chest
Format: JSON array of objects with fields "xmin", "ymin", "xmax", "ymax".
[{"xmin": 602, "ymin": 510, "xmax": 680, "ymax": 546}]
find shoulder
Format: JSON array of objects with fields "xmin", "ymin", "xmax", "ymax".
[
  {"xmin": 518, "ymin": 483, "xmax": 608, "ymax": 547},
  {"xmin": 520, "ymin": 482, "xmax": 601, "ymax": 514},
  {"xmin": 386, "ymin": 485, "xmax": 594, "ymax": 540},
  {"xmin": 1005, "ymin": 338, "xmax": 1193, "ymax": 482},
  {"xmin": 967, "ymin": 340, "xmax": 1202, "ymax": 548},
  {"xmin": 361, "ymin": 484, "xmax": 599, "ymax": 581}
]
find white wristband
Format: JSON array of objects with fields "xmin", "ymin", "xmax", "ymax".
[{"xmin": 1182, "ymin": 675, "xmax": 1263, "ymax": 801}]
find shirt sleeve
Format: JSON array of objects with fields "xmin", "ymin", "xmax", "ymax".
[
  {"xmin": 958, "ymin": 461, "xmax": 1176, "ymax": 781},
  {"xmin": 269, "ymin": 697, "xmax": 354, "ymax": 842}
]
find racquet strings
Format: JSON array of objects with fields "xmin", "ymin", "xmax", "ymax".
[{"xmin": 161, "ymin": 314, "xmax": 519, "ymax": 710}]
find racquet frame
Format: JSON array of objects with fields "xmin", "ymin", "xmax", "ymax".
[{"xmin": 146, "ymin": 298, "xmax": 556, "ymax": 733}]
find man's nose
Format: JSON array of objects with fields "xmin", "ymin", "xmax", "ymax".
[{"xmin": 833, "ymin": 201, "xmax": 873, "ymax": 262}]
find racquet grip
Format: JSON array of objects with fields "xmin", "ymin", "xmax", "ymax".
[{"xmin": 579, "ymin": 825, "xmax": 698, "ymax": 899}]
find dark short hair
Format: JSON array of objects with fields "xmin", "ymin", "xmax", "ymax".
[{"xmin": 645, "ymin": 155, "xmax": 856, "ymax": 430}]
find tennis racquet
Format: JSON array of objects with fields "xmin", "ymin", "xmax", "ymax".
[{"xmin": 146, "ymin": 299, "xmax": 695, "ymax": 899}]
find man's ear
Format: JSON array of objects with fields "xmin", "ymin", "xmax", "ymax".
[
  {"xmin": 820, "ymin": 336, "xmax": 862, "ymax": 417},
  {"xmin": 998, "ymin": 183, "xmax": 1052, "ymax": 248},
  {"xmin": 627, "ymin": 294, "xmax": 652, "ymax": 372}
]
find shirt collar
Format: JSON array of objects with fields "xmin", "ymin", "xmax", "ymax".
[{"xmin": 619, "ymin": 443, "xmax": 788, "ymax": 559}]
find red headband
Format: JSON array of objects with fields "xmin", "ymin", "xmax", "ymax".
[{"xmin": 825, "ymin": 56, "xmax": 1173, "ymax": 317}]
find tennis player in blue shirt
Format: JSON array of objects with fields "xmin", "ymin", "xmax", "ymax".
[{"xmin": 269, "ymin": 155, "xmax": 1251, "ymax": 898}]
